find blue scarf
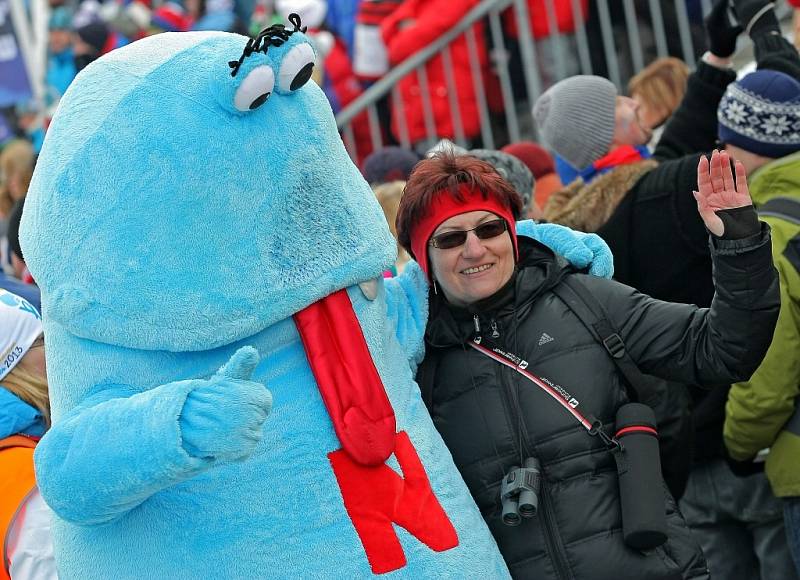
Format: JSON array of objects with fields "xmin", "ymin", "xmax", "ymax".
[{"xmin": 556, "ymin": 145, "xmax": 652, "ymax": 185}]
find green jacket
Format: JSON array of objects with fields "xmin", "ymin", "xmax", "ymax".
[{"xmin": 724, "ymin": 151, "xmax": 800, "ymax": 497}]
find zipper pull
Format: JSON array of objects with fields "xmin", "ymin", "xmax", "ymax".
[
  {"xmin": 473, "ymin": 315, "xmax": 481, "ymax": 335},
  {"xmin": 490, "ymin": 320, "xmax": 500, "ymax": 339}
]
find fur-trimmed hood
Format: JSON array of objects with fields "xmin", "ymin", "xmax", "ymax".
[{"xmin": 544, "ymin": 159, "xmax": 658, "ymax": 231}]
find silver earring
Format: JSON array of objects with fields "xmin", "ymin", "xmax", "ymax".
[{"xmin": 432, "ymin": 279, "xmax": 439, "ymax": 295}]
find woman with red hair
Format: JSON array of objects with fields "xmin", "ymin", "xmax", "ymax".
[{"xmin": 398, "ymin": 150, "xmax": 779, "ymax": 579}]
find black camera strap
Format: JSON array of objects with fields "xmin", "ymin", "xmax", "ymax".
[
  {"xmin": 468, "ymin": 337, "xmax": 621, "ymax": 451},
  {"xmin": 550, "ymin": 276, "xmax": 660, "ymax": 406}
]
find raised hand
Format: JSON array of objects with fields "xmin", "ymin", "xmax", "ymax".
[
  {"xmin": 180, "ymin": 346, "xmax": 272, "ymax": 462},
  {"xmin": 693, "ymin": 149, "xmax": 753, "ymax": 237}
]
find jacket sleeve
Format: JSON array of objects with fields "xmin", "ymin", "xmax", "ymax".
[
  {"xmin": 724, "ymin": 248, "xmax": 800, "ymax": 460},
  {"xmin": 584, "ymin": 223, "xmax": 779, "ymax": 386},
  {"xmin": 34, "ymin": 381, "xmax": 212, "ymax": 526},
  {"xmin": 653, "ymin": 61, "xmax": 735, "ymax": 162},
  {"xmin": 754, "ymin": 31, "xmax": 800, "ymax": 80},
  {"xmin": 382, "ymin": 0, "xmax": 479, "ymax": 64}
]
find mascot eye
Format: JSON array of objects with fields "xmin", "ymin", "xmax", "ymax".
[
  {"xmin": 278, "ymin": 43, "xmax": 315, "ymax": 93},
  {"xmin": 233, "ymin": 65, "xmax": 275, "ymax": 111}
]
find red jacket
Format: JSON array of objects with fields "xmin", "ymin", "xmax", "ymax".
[
  {"xmin": 382, "ymin": 0, "xmax": 493, "ymax": 144},
  {"xmin": 504, "ymin": 0, "xmax": 588, "ymax": 39}
]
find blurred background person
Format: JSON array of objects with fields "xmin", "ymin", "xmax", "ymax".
[
  {"xmin": 0, "ymin": 289, "xmax": 56, "ymax": 579},
  {"xmin": 628, "ymin": 57, "xmax": 691, "ymax": 149},
  {"xmin": 0, "ymin": 140, "xmax": 34, "ymax": 233},
  {"xmin": 372, "ymin": 180, "xmax": 410, "ymax": 276},
  {"xmin": 361, "ymin": 145, "xmax": 421, "ymax": 187},
  {"xmin": 468, "ymin": 148, "xmax": 536, "ymax": 220},
  {"xmin": 46, "ymin": 7, "xmax": 77, "ymax": 106},
  {"xmin": 2, "ymin": 200, "xmax": 41, "ymax": 311},
  {"xmin": 72, "ymin": 20, "xmax": 111, "ymax": 72},
  {"xmin": 501, "ymin": 141, "xmax": 563, "ymax": 220}
]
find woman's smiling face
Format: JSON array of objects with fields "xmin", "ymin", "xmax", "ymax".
[{"xmin": 428, "ymin": 210, "xmax": 515, "ymax": 307}]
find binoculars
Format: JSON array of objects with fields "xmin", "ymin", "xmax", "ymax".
[{"xmin": 500, "ymin": 457, "xmax": 542, "ymax": 526}]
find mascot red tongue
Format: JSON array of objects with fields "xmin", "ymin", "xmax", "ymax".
[{"xmin": 295, "ymin": 288, "xmax": 395, "ymax": 465}]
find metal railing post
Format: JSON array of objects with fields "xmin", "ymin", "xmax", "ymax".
[
  {"xmin": 465, "ymin": 25, "xmax": 495, "ymax": 149},
  {"xmin": 415, "ymin": 65, "xmax": 440, "ymax": 149},
  {"xmin": 511, "ymin": 0, "xmax": 542, "ymax": 113},
  {"xmin": 366, "ymin": 104, "xmax": 383, "ymax": 153},
  {"xmin": 343, "ymin": 124, "xmax": 357, "ymax": 162},
  {"xmin": 596, "ymin": 0, "xmax": 622, "ymax": 88},
  {"xmin": 648, "ymin": 0, "xmax": 669, "ymax": 58},
  {"xmin": 623, "ymin": 0, "xmax": 645, "ymax": 74},
  {"xmin": 543, "ymin": 0, "xmax": 566, "ymax": 80},
  {"xmin": 488, "ymin": 9, "xmax": 520, "ymax": 143},
  {"xmin": 391, "ymin": 86, "xmax": 411, "ymax": 148},
  {"xmin": 570, "ymin": 0, "xmax": 592, "ymax": 75},
  {"xmin": 674, "ymin": 0, "xmax": 697, "ymax": 68},
  {"xmin": 441, "ymin": 45, "xmax": 467, "ymax": 147}
]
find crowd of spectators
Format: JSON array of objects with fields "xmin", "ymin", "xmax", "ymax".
[{"xmin": 2, "ymin": 0, "xmax": 800, "ymax": 578}]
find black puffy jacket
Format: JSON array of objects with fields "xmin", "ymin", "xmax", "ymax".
[{"xmin": 417, "ymin": 232, "xmax": 779, "ymax": 580}]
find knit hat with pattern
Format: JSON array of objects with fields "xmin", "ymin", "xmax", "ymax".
[
  {"xmin": 533, "ymin": 75, "xmax": 617, "ymax": 170},
  {"xmin": 718, "ymin": 69, "xmax": 800, "ymax": 159}
]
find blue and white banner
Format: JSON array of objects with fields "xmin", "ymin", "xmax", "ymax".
[{"xmin": 0, "ymin": 0, "xmax": 32, "ymax": 107}]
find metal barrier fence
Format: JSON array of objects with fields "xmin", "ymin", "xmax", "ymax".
[{"xmin": 335, "ymin": 0, "xmax": 791, "ymax": 162}]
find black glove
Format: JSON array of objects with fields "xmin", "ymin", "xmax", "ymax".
[
  {"xmin": 723, "ymin": 446, "xmax": 765, "ymax": 477},
  {"xmin": 705, "ymin": 0, "xmax": 743, "ymax": 58},
  {"xmin": 716, "ymin": 206, "xmax": 761, "ymax": 240},
  {"xmin": 732, "ymin": 0, "xmax": 780, "ymax": 37}
]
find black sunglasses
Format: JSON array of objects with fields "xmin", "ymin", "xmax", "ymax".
[{"xmin": 428, "ymin": 219, "xmax": 508, "ymax": 250}]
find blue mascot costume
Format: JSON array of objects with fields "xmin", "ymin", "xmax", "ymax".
[{"xmin": 20, "ymin": 16, "xmax": 612, "ymax": 579}]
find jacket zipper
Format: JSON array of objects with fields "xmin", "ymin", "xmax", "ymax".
[
  {"xmin": 540, "ymin": 478, "xmax": 572, "ymax": 580},
  {"xmin": 473, "ymin": 313, "xmax": 529, "ymax": 458},
  {"xmin": 475, "ymin": 314, "xmax": 572, "ymax": 579}
]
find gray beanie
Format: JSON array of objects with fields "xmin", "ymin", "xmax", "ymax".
[
  {"xmin": 468, "ymin": 149, "xmax": 534, "ymax": 213},
  {"xmin": 533, "ymin": 75, "xmax": 618, "ymax": 169}
]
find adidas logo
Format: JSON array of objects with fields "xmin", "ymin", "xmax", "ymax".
[{"xmin": 538, "ymin": 333, "xmax": 554, "ymax": 346}]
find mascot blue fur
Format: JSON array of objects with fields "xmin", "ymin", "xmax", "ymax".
[{"xmin": 20, "ymin": 19, "xmax": 612, "ymax": 579}]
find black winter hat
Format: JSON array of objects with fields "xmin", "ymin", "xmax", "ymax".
[{"xmin": 76, "ymin": 21, "xmax": 109, "ymax": 55}]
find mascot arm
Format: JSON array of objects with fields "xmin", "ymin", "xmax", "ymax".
[
  {"xmin": 517, "ymin": 220, "xmax": 614, "ymax": 279},
  {"xmin": 384, "ymin": 261, "xmax": 429, "ymax": 371},
  {"xmin": 35, "ymin": 347, "xmax": 271, "ymax": 526}
]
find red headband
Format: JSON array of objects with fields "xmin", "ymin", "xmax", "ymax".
[{"xmin": 409, "ymin": 184, "xmax": 518, "ymax": 281}]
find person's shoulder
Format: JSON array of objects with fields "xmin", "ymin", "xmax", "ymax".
[
  {"xmin": 0, "ymin": 273, "xmax": 41, "ymax": 312},
  {"xmin": 562, "ymin": 271, "xmax": 642, "ymax": 309}
]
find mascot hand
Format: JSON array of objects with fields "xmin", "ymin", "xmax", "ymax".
[
  {"xmin": 180, "ymin": 346, "xmax": 272, "ymax": 462},
  {"xmin": 516, "ymin": 220, "xmax": 614, "ymax": 279}
]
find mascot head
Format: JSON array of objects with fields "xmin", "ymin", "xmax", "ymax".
[{"xmin": 21, "ymin": 19, "xmax": 395, "ymax": 352}]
